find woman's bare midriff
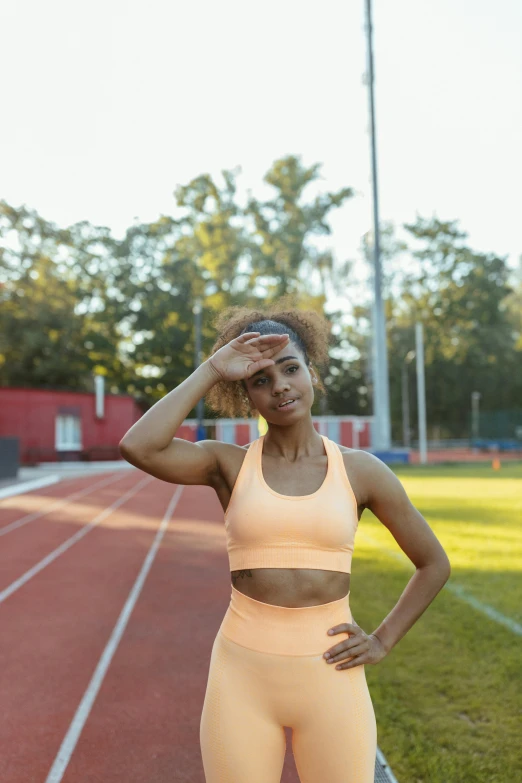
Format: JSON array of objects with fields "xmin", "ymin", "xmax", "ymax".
[{"xmin": 230, "ymin": 568, "xmax": 351, "ymax": 608}]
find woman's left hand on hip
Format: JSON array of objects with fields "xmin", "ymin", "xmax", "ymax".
[{"xmin": 323, "ymin": 620, "xmax": 388, "ymax": 670}]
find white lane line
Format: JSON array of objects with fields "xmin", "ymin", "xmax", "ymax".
[
  {"xmin": 0, "ymin": 475, "xmax": 61, "ymax": 500},
  {"xmin": 356, "ymin": 530, "xmax": 522, "ymax": 636},
  {"xmin": 0, "ymin": 475, "xmax": 154, "ymax": 605},
  {"xmin": 445, "ymin": 582, "xmax": 522, "ymax": 635},
  {"xmin": 45, "ymin": 483, "xmax": 184, "ymax": 783},
  {"xmin": 0, "ymin": 471, "xmax": 135, "ymax": 537}
]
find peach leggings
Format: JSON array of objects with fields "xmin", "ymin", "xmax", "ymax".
[{"xmin": 200, "ymin": 585, "xmax": 377, "ymax": 782}]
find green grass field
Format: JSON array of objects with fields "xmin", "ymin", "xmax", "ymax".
[{"xmin": 351, "ymin": 462, "xmax": 522, "ymax": 783}]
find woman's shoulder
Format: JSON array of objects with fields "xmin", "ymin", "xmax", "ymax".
[
  {"xmin": 336, "ymin": 445, "xmax": 391, "ymax": 508},
  {"xmin": 337, "ymin": 443, "xmax": 389, "ymax": 473}
]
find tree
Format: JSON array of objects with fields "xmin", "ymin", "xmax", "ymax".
[
  {"xmin": 245, "ymin": 155, "xmax": 353, "ymax": 301},
  {"xmin": 389, "ymin": 216, "xmax": 516, "ymax": 439}
]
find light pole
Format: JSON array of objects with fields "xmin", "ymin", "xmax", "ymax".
[
  {"xmin": 401, "ymin": 350, "xmax": 416, "ymax": 447},
  {"xmin": 193, "ymin": 297, "xmax": 206, "ymax": 441},
  {"xmin": 471, "ymin": 391, "xmax": 481, "ymax": 443},
  {"xmin": 365, "ymin": 0, "xmax": 391, "ymax": 451},
  {"xmin": 415, "ymin": 322, "xmax": 428, "ymax": 464}
]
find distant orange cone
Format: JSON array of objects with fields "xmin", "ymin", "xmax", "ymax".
[{"xmin": 492, "ymin": 457, "xmax": 501, "ymax": 470}]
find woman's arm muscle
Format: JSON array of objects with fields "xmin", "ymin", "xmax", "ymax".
[
  {"xmin": 351, "ymin": 451, "xmax": 451, "ymax": 653},
  {"xmin": 355, "ymin": 451, "xmax": 450, "ymax": 571}
]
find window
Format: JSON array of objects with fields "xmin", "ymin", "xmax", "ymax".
[{"xmin": 55, "ymin": 415, "xmax": 82, "ymax": 450}]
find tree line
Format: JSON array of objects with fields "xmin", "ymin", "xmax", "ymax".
[{"xmin": 0, "ymin": 154, "xmax": 520, "ymax": 442}]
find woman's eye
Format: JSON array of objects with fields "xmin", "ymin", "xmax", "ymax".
[{"xmin": 255, "ymin": 365, "xmax": 298, "ymax": 385}]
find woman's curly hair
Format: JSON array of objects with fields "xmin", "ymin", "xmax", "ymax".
[{"xmin": 204, "ymin": 296, "xmax": 332, "ymax": 419}]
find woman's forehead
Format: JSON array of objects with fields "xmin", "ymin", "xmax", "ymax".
[{"xmin": 271, "ymin": 341, "xmax": 303, "ymax": 362}]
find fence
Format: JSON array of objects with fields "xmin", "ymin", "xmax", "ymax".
[{"xmin": 178, "ymin": 415, "xmax": 374, "ymax": 449}]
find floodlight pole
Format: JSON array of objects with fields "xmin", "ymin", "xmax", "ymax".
[
  {"xmin": 193, "ymin": 297, "xmax": 206, "ymax": 441},
  {"xmin": 402, "ymin": 350, "xmax": 416, "ymax": 447},
  {"xmin": 415, "ymin": 322, "xmax": 428, "ymax": 464},
  {"xmin": 471, "ymin": 391, "xmax": 481, "ymax": 442},
  {"xmin": 365, "ymin": 0, "xmax": 391, "ymax": 451}
]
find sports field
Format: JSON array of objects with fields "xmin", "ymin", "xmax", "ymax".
[
  {"xmin": 1, "ymin": 461, "xmax": 519, "ymax": 781},
  {"xmin": 353, "ymin": 461, "xmax": 522, "ymax": 783}
]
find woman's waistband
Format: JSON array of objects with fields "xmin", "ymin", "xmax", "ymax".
[{"xmin": 218, "ymin": 585, "xmax": 353, "ymax": 655}]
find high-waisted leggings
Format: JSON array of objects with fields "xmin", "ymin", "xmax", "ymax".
[{"xmin": 200, "ymin": 585, "xmax": 377, "ymax": 782}]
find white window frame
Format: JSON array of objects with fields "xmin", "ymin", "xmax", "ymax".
[{"xmin": 55, "ymin": 414, "xmax": 82, "ymax": 451}]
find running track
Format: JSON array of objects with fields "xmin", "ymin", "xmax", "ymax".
[{"xmin": 0, "ymin": 468, "xmax": 313, "ymax": 782}]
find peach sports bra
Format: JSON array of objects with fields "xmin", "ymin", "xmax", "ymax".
[{"xmin": 224, "ymin": 434, "xmax": 359, "ymax": 574}]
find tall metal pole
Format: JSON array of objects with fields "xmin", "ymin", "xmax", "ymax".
[
  {"xmin": 365, "ymin": 0, "xmax": 391, "ymax": 451},
  {"xmin": 402, "ymin": 350, "xmax": 416, "ymax": 448},
  {"xmin": 402, "ymin": 351, "xmax": 415, "ymax": 449},
  {"xmin": 471, "ymin": 391, "xmax": 481, "ymax": 442},
  {"xmin": 401, "ymin": 362, "xmax": 409, "ymax": 447},
  {"xmin": 193, "ymin": 297, "xmax": 206, "ymax": 441},
  {"xmin": 415, "ymin": 322, "xmax": 428, "ymax": 464}
]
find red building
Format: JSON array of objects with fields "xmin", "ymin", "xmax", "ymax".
[{"xmin": 0, "ymin": 387, "xmax": 149, "ymax": 464}]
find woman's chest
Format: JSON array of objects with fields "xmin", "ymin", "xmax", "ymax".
[
  {"xmin": 214, "ymin": 447, "xmax": 365, "ymax": 517},
  {"xmin": 260, "ymin": 453, "xmax": 329, "ymax": 496}
]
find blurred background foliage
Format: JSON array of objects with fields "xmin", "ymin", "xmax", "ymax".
[{"xmin": 0, "ymin": 154, "xmax": 520, "ymax": 441}]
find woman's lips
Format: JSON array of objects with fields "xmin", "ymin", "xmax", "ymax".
[{"xmin": 276, "ymin": 398, "xmax": 299, "ymax": 411}]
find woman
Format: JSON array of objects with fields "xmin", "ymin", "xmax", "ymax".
[{"xmin": 119, "ymin": 303, "xmax": 451, "ymax": 783}]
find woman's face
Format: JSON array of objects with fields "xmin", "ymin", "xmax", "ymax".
[{"xmin": 243, "ymin": 340, "xmax": 317, "ymax": 420}]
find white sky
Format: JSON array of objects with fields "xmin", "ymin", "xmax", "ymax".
[{"xmin": 1, "ymin": 0, "xmax": 521, "ymax": 306}]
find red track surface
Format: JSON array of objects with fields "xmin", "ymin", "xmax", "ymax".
[{"xmin": 0, "ymin": 469, "xmax": 302, "ymax": 782}]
